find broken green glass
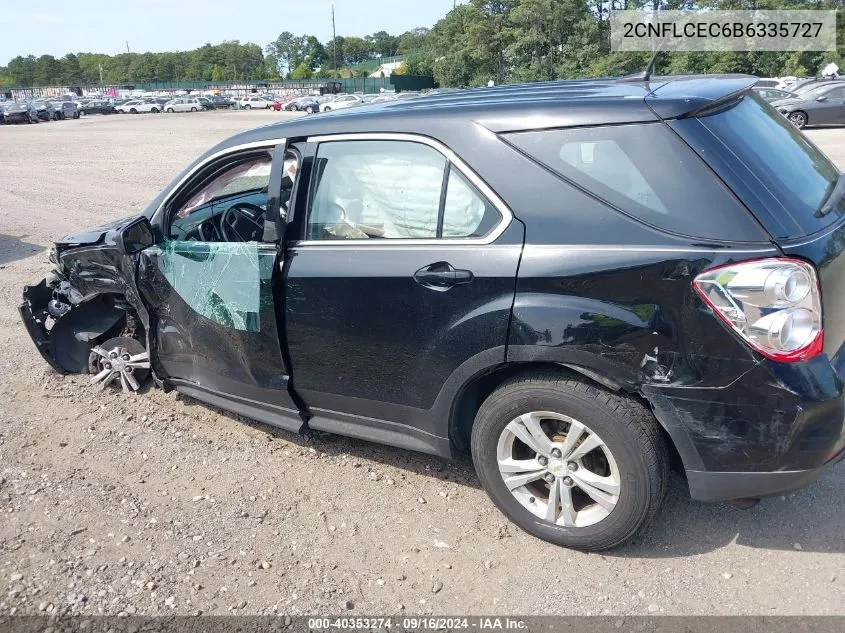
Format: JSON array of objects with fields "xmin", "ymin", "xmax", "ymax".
[{"xmin": 158, "ymin": 241, "xmax": 275, "ymax": 332}]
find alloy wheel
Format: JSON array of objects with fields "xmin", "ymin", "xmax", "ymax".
[
  {"xmin": 788, "ymin": 112, "xmax": 807, "ymax": 129},
  {"xmin": 89, "ymin": 337, "xmax": 150, "ymax": 393},
  {"xmin": 496, "ymin": 411, "xmax": 621, "ymax": 527}
]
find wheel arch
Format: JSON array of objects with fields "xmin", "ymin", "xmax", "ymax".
[{"xmin": 447, "ymin": 361, "xmax": 685, "ymax": 471}]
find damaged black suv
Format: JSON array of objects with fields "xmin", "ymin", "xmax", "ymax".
[{"xmin": 20, "ymin": 76, "xmax": 845, "ymax": 551}]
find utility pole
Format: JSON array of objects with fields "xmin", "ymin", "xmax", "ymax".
[
  {"xmin": 126, "ymin": 41, "xmax": 130, "ymax": 54},
  {"xmin": 99, "ymin": 63, "xmax": 104, "ymax": 86},
  {"xmin": 332, "ymin": 5, "xmax": 337, "ymax": 76}
]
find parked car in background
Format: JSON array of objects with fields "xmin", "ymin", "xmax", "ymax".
[
  {"xmin": 207, "ymin": 95, "xmax": 234, "ymax": 109},
  {"xmin": 754, "ymin": 78, "xmax": 780, "ymax": 88},
  {"xmin": 319, "ymin": 94, "xmax": 363, "ymax": 112},
  {"xmin": 52, "ymin": 101, "xmax": 80, "ymax": 119},
  {"xmin": 789, "ymin": 77, "xmax": 844, "ymax": 95},
  {"xmin": 239, "ymin": 96, "xmax": 272, "ymax": 110},
  {"xmin": 752, "ymin": 87, "xmax": 793, "ymax": 102},
  {"xmin": 771, "ymin": 82, "xmax": 845, "ymax": 128},
  {"xmin": 2, "ymin": 102, "xmax": 39, "ymax": 124},
  {"xmin": 33, "ymin": 100, "xmax": 56, "ymax": 122},
  {"xmin": 116, "ymin": 100, "xmax": 161, "ymax": 114},
  {"xmin": 79, "ymin": 100, "xmax": 117, "ymax": 115},
  {"xmin": 163, "ymin": 98, "xmax": 202, "ymax": 113}
]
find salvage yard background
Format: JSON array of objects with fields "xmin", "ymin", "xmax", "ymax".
[{"xmin": 0, "ymin": 110, "xmax": 843, "ymax": 616}]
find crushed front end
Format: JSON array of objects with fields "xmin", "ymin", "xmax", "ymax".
[{"xmin": 19, "ymin": 219, "xmax": 154, "ymax": 389}]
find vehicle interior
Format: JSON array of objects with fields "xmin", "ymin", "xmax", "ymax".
[{"xmin": 169, "ymin": 149, "xmax": 299, "ymax": 242}]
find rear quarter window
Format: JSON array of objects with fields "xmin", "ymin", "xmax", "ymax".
[{"xmin": 503, "ymin": 123, "xmax": 767, "ymax": 242}]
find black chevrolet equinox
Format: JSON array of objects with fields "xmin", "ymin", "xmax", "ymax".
[{"xmin": 20, "ymin": 75, "xmax": 845, "ymax": 550}]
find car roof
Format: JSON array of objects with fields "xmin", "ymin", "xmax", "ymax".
[{"xmin": 208, "ymin": 75, "xmax": 757, "ymax": 151}]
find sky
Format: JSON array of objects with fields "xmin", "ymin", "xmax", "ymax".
[{"xmin": 0, "ymin": 0, "xmax": 458, "ymax": 65}]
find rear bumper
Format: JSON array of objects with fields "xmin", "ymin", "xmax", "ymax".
[
  {"xmin": 646, "ymin": 351, "xmax": 845, "ymax": 501},
  {"xmin": 687, "ymin": 447, "xmax": 845, "ymax": 501}
]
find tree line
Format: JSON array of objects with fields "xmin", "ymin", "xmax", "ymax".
[{"xmin": 2, "ymin": 0, "xmax": 844, "ymax": 89}]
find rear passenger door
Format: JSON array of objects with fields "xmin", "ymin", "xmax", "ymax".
[{"xmin": 282, "ymin": 133, "xmax": 523, "ymax": 450}]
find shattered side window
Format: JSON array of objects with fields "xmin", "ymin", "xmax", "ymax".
[
  {"xmin": 158, "ymin": 241, "xmax": 275, "ymax": 332},
  {"xmin": 176, "ymin": 154, "xmax": 272, "ymax": 219}
]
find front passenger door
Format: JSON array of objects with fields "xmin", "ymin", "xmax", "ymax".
[{"xmin": 138, "ymin": 142, "xmax": 304, "ymax": 430}]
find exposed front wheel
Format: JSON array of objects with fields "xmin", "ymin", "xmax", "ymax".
[
  {"xmin": 166, "ymin": 108, "xmax": 174, "ymax": 113},
  {"xmin": 471, "ymin": 375, "xmax": 668, "ymax": 551},
  {"xmin": 88, "ymin": 336, "xmax": 151, "ymax": 393},
  {"xmin": 151, "ymin": 107, "xmax": 159, "ymax": 113},
  {"xmin": 244, "ymin": 104, "xmax": 251, "ymax": 110},
  {"xmin": 130, "ymin": 108, "xmax": 137, "ymax": 114},
  {"xmin": 190, "ymin": 107, "xmax": 197, "ymax": 112},
  {"xmin": 305, "ymin": 106, "xmax": 314, "ymax": 114},
  {"xmin": 788, "ymin": 111, "xmax": 808, "ymax": 129}
]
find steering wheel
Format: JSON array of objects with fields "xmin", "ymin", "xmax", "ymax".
[{"xmin": 220, "ymin": 203, "xmax": 266, "ymax": 242}]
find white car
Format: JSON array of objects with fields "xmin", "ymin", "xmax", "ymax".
[
  {"xmin": 163, "ymin": 97, "xmax": 203, "ymax": 113},
  {"xmin": 116, "ymin": 100, "xmax": 161, "ymax": 114},
  {"xmin": 239, "ymin": 96, "xmax": 271, "ymax": 110},
  {"xmin": 319, "ymin": 94, "xmax": 363, "ymax": 112}
]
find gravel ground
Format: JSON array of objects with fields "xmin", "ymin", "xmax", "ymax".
[{"xmin": 0, "ymin": 111, "xmax": 843, "ymax": 617}]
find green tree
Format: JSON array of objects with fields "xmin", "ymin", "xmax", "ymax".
[{"xmin": 289, "ymin": 61, "xmax": 313, "ymax": 79}]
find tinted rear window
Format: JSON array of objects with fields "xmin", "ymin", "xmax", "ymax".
[
  {"xmin": 503, "ymin": 123, "xmax": 766, "ymax": 241},
  {"xmin": 676, "ymin": 91, "xmax": 842, "ymax": 238}
]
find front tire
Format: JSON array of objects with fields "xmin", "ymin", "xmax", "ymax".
[
  {"xmin": 190, "ymin": 107, "xmax": 197, "ymax": 112},
  {"xmin": 151, "ymin": 107, "xmax": 159, "ymax": 114},
  {"xmin": 470, "ymin": 375, "xmax": 668, "ymax": 551},
  {"xmin": 788, "ymin": 111, "xmax": 808, "ymax": 129},
  {"xmin": 166, "ymin": 108, "xmax": 174, "ymax": 113},
  {"xmin": 244, "ymin": 104, "xmax": 251, "ymax": 110}
]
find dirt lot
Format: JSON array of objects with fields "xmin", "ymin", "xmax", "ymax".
[{"xmin": 0, "ymin": 110, "xmax": 843, "ymax": 617}]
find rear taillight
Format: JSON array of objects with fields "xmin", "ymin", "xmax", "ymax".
[{"xmin": 693, "ymin": 258, "xmax": 823, "ymax": 362}]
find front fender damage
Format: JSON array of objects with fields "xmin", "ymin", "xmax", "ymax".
[{"xmin": 20, "ymin": 241, "xmax": 156, "ymax": 383}]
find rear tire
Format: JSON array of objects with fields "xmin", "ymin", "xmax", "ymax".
[
  {"xmin": 470, "ymin": 374, "xmax": 668, "ymax": 551},
  {"xmin": 151, "ymin": 107, "xmax": 159, "ymax": 114}
]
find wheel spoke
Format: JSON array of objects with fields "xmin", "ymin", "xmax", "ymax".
[
  {"xmin": 502, "ymin": 469, "xmax": 546, "ymax": 491},
  {"xmin": 558, "ymin": 482, "xmax": 577, "ymax": 526},
  {"xmin": 506, "ymin": 413, "xmax": 553, "ymax": 457},
  {"xmin": 497, "ymin": 457, "xmax": 543, "ymax": 474},
  {"xmin": 90, "ymin": 346, "xmax": 111, "ymax": 360},
  {"xmin": 571, "ymin": 468, "xmax": 620, "ymax": 496},
  {"xmin": 567, "ymin": 432, "xmax": 603, "ymax": 461},
  {"xmin": 123, "ymin": 371, "xmax": 141, "ymax": 391},
  {"xmin": 90, "ymin": 368, "xmax": 112, "ymax": 385},
  {"xmin": 571, "ymin": 471, "xmax": 618, "ymax": 511},
  {"xmin": 558, "ymin": 419, "xmax": 585, "ymax": 459},
  {"xmin": 545, "ymin": 477, "xmax": 560, "ymax": 522}
]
